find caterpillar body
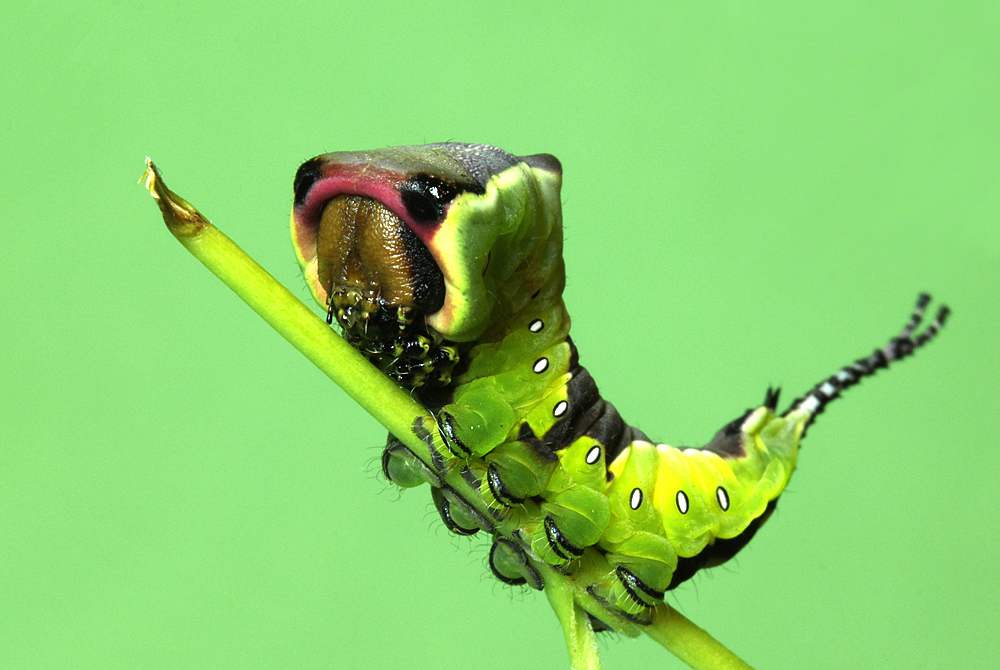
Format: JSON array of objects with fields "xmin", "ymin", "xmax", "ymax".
[{"xmin": 290, "ymin": 143, "xmax": 949, "ymax": 629}]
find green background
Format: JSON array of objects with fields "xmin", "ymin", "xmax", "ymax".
[{"xmin": 3, "ymin": 2, "xmax": 997, "ymax": 668}]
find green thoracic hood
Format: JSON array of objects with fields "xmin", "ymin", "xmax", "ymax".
[{"xmin": 291, "ymin": 143, "xmax": 564, "ymax": 346}]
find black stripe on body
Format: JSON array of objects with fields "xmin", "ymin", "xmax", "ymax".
[
  {"xmin": 667, "ymin": 498, "xmax": 780, "ymax": 591},
  {"xmin": 698, "ymin": 388, "xmax": 781, "ymax": 459},
  {"xmin": 545, "ymin": 339, "xmax": 650, "ymax": 471},
  {"xmin": 697, "ymin": 410, "xmax": 751, "ymax": 459},
  {"xmin": 516, "ymin": 422, "xmax": 559, "ymax": 463}
]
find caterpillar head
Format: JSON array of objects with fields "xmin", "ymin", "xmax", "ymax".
[{"xmin": 291, "ymin": 143, "xmax": 564, "ymax": 388}]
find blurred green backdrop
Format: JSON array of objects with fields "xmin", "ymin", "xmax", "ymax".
[{"xmin": 2, "ymin": 2, "xmax": 997, "ymax": 669}]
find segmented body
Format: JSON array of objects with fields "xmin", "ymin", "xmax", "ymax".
[{"xmin": 290, "ymin": 143, "xmax": 948, "ymax": 629}]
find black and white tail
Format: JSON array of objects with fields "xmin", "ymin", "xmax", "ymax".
[{"xmin": 783, "ymin": 293, "xmax": 950, "ymax": 436}]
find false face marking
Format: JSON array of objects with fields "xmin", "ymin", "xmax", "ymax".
[{"xmin": 399, "ymin": 175, "xmax": 460, "ymax": 224}]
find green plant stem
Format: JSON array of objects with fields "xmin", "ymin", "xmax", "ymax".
[
  {"xmin": 541, "ymin": 567, "xmax": 603, "ymax": 670},
  {"xmin": 644, "ymin": 604, "xmax": 755, "ymax": 670}
]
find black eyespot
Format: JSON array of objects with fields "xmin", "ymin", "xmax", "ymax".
[
  {"xmin": 293, "ymin": 158, "xmax": 323, "ymax": 207},
  {"xmin": 399, "ymin": 175, "xmax": 459, "ymax": 224}
]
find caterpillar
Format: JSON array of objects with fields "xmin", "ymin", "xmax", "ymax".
[{"xmin": 290, "ymin": 143, "xmax": 949, "ymax": 629}]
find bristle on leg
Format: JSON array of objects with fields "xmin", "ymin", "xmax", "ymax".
[{"xmin": 783, "ymin": 293, "xmax": 950, "ymax": 436}]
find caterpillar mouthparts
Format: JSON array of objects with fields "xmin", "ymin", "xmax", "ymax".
[{"xmin": 327, "ymin": 285, "xmax": 461, "ymax": 389}]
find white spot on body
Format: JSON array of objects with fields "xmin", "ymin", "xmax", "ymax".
[
  {"xmin": 629, "ymin": 488, "xmax": 643, "ymax": 510},
  {"xmin": 529, "ymin": 319, "xmax": 544, "ymax": 333},
  {"xmin": 553, "ymin": 400, "xmax": 568, "ymax": 417},
  {"xmin": 676, "ymin": 491, "xmax": 690, "ymax": 514},
  {"xmin": 585, "ymin": 446, "xmax": 601, "ymax": 465},
  {"xmin": 533, "ymin": 358, "xmax": 549, "ymax": 374},
  {"xmin": 716, "ymin": 486, "xmax": 730, "ymax": 511},
  {"xmin": 820, "ymin": 382, "xmax": 837, "ymax": 397}
]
